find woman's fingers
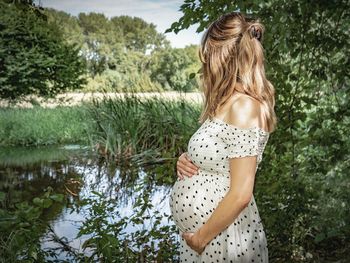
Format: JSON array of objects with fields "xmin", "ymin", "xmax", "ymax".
[
  {"xmin": 177, "ymin": 170, "xmax": 184, "ymax": 180},
  {"xmin": 176, "ymin": 153, "xmax": 199, "ymax": 179},
  {"xmin": 177, "ymin": 159, "xmax": 198, "ymax": 175},
  {"xmin": 178, "ymin": 161, "xmax": 198, "ymax": 176},
  {"xmin": 176, "ymin": 152, "xmax": 199, "ymax": 180},
  {"xmin": 183, "ymin": 152, "xmax": 200, "ymax": 171},
  {"xmin": 179, "ymin": 152, "xmax": 198, "ymax": 173},
  {"xmin": 177, "ymin": 161, "xmax": 194, "ymax": 178}
]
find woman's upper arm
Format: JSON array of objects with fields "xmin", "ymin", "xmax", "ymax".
[
  {"xmin": 227, "ymin": 155, "xmax": 257, "ymax": 205},
  {"xmin": 223, "ymin": 95, "xmax": 262, "ymax": 204}
]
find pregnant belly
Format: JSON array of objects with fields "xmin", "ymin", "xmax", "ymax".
[{"xmin": 169, "ymin": 171, "xmax": 230, "ymax": 233}]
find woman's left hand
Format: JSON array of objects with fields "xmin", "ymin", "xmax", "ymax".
[{"xmin": 181, "ymin": 231, "xmax": 206, "ymax": 255}]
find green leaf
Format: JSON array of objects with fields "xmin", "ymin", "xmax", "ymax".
[
  {"xmin": 50, "ymin": 193, "xmax": 64, "ymax": 202},
  {"xmin": 33, "ymin": 197, "xmax": 43, "ymax": 206},
  {"xmin": 91, "ymin": 191, "xmax": 103, "ymax": 198},
  {"xmin": 42, "ymin": 198, "xmax": 53, "ymax": 208},
  {"xmin": 189, "ymin": 72, "xmax": 196, "ymax": 79}
]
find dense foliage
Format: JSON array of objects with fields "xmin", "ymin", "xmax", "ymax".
[
  {"xmin": 0, "ymin": 186, "xmax": 65, "ymax": 262},
  {"xmin": 0, "ymin": 1, "xmax": 202, "ymax": 100},
  {"xmin": 43, "ymin": 9, "xmax": 201, "ymax": 93},
  {"xmin": 0, "ymin": 1, "xmax": 86, "ymax": 101}
]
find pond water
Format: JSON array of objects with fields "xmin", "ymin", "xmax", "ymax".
[{"xmin": 0, "ymin": 144, "xmax": 176, "ymax": 261}]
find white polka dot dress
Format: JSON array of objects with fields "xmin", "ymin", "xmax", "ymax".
[{"xmin": 169, "ymin": 117, "xmax": 270, "ymax": 262}]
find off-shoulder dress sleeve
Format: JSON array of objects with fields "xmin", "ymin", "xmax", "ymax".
[{"xmin": 220, "ymin": 125, "xmax": 262, "ymax": 160}]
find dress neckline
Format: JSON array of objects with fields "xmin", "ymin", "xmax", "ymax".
[{"xmin": 209, "ymin": 117, "xmax": 270, "ymax": 135}]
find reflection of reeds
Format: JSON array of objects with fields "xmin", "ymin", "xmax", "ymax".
[
  {"xmin": 87, "ymin": 91, "xmax": 202, "ymax": 165},
  {"xmin": 64, "ymin": 179, "xmax": 82, "ymax": 197}
]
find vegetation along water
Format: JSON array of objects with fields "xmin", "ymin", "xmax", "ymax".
[{"xmin": 0, "ymin": 0, "xmax": 349, "ymax": 262}]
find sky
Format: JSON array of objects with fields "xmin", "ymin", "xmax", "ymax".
[{"xmin": 40, "ymin": 0, "xmax": 204, "ymax": 48}]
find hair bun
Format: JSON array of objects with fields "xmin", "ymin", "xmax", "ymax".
[{"xmin": 250, "ymin": 25, "xmax": 262, "ymax": 41}]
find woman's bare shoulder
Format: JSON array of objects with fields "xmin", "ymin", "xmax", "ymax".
[{"xmin": 225, "ymin": 93, "xmax": 263, "ymax": 129}]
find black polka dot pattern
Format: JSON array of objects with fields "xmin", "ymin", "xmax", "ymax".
[{"xmin": 169, "ymin": 117, "xmax": 270, "ymax": 262}]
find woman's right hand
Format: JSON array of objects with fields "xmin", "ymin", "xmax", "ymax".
[{"xmin": 176, "ymin": 152, "xmax": 199, "ymax": 180}]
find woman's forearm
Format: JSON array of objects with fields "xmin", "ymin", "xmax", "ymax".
[
  {"xmin": 196, "ymin": 190, "xmax": 251, "ymax": 247},
  {"xmin": 195, "ymin": 154, "xmax": 257, "ymax": 247}
]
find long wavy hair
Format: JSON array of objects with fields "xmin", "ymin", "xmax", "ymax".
[{"xmin": 198, "ymin": 11, "xmax": 277, "ymax": 132}]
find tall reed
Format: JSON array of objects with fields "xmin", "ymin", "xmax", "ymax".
[{"xmin": 86, "ymin": 92, "xmax": 202, "ymax": 164}]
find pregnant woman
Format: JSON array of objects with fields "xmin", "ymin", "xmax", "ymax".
[{"xmin": 169, "ymin": 11, "xmax": 277, "ymax": 262}]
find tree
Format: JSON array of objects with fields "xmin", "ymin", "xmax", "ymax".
[
  {"xmin": 0, "ymin": 1, "xmax": 86, "ymax": 101},
  {"xmin": 110, "ymin": 15, "xmax": 169, "ymax": 54},
  {"xmin": 150, "ymin": 45, "xmax": 200, "ymax": 91}
]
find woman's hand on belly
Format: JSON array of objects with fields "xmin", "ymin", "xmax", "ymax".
[
  {"xmin": 182, "ymin": 231, "xmax": 206, "ymax": 255},
  {"xmin": 177, "ymin": 152, "xmax": 199, "ymax": 180}
]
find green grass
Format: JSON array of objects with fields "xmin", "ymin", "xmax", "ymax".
[
  {"xmin": 0, "ymin": 104, "xmax": 95, "ymax": 146},
  {"xmin": 0, "ymin": 94, "xmax": 203, "ymax": 162}
]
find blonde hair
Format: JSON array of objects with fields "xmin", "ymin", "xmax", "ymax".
[{"xmin": 198, "ymin": 11, "xmax": 277, "ymax": 132}]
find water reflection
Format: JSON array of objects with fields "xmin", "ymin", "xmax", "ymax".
[{"xmin": 0, "ymin": 144, "xmax": 175, "ymax": 260}]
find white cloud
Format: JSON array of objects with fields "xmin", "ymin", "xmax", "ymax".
[{"xmin": 40, "ymin": 0, "xmax": 204, "ymax": 48}]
